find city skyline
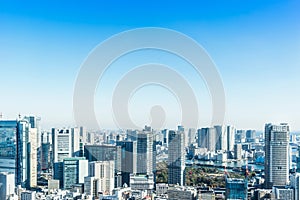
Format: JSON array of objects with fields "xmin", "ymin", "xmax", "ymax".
[{"xmin": 1, "ymin": 1, "xmax": 300, "ymax": 130}]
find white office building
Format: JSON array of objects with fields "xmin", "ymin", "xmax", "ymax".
[
  {"xmin": 88, "ymin": 161, "xmax": 115, "ymax": 195},
  {"xmin": 264, "ymin": 123, "xmax": 290, "ymax": 188}
]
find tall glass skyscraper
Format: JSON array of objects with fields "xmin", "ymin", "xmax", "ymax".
[
  {"xmin": 0, "ymin": 116, "xmax": 39, "ymax": 189},
  {"xmin": 0, "ymin": 120, "xmax": 17, "ymax": 173},
  {"xmin": 168, "ymin": 129, "xmax": 185, "ymax": 186}
]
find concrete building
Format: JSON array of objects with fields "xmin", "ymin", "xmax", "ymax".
[
  {"xmin": 156, "ymin": 183, "xmax": 168, "ymax": 196},
  {"xmin": 187, "ymin": 128, "xmax": 196, "ymax": 147},
  {"xmin": 71, "ymin": 127, "xmax": 81, "ymax": 156},
  {"xmin": 129, "ymin": 174, "xmax": 154, "ymax": 191},
  {"xmin": 84, "ymin": 145, "xmax": 122, "ymax": 188},
  {"xmin": 273, "ymin": 186, "xmax": 294, "ymax": 200},
  {"xmin": 168, "ymin": 130, "xmax": 185, "ymax": 186},
  {"xmin": 167, "ymin": 185, "xmax": 198, "ymax": 200},
  {"xmin": 52, "ymin": 128, "xmax": 72, "ymax": 163},
  {"xmin": 16, "ymin": 118, "xmax": 38, "ymax": 188},
  {"xmin": 84, "ymin": 176, "xmax": 100, "ymax": 198},
  {"xmin": 0, "ymin": 172, "xmax": 15, "ymax": 200},
  {"xmin": 226, "ymin": 125, "xmax": 235, "ymax": 152},
  {"xmin": 215, "ymin": 125, "xmax": 227, "ymax": 152},
  {"xmin": 20, "ymin": 191, "xmax": 36, "ymax": 200},
  {"xmin": 89, "ymin": 161, "xmax": 115, "ymax": 195},
  {"xmin": 264, "ymin": 123, "xmax": 290, "ymax": 188}
]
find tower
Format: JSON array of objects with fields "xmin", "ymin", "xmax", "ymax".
[
  {"xmin": 168, "ymin": 129, "xmax": 185, "ymax": 186},
  {"xmin": 264, "ymin": 123, "xmax": 289, "ymax": 188}
]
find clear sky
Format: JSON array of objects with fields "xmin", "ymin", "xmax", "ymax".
[{"xmin": 0, "ymin": 0, "xmax": 299, "ymax": 131}]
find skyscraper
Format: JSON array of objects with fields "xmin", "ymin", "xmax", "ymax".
[
  {"xmin": 226, "ymin": 125, "xmax": 236, "ymax": 152},
  {"xmin": 16, "ymin": 117, "xmax": 38, "ymax": 188},
  {"xmin": 246, "ymin": 130, "xmax": 256, "ymax": 142},
  {"xmin": 187, "ymin": 128, "xmax": 196, "ymax": 146},
  {"xmin": 168, "ymin": 129, "xmax": 185, "ymax": 186},
  {"xmin": 52, "ymin": 128, "xmax": 72, "ymax": 163},
  {"xmin": 264, "ymin": 123, "xmax": 290, "ymax": 188},
  {"xmin": 116, "ymin": 141, "xmax": 137, "ymax": 186},
  {"xmin": 88, "ymin": 161, "xmax": 115, "ymax": 194},
  {"xmin": 0, "ymin": 120, "xmax": 18, "ymax": 174},
  {"xmin": 62, "ymin": 157, "xmax": 88, "ymax": 189},
  {"xmin": 215, "ymin": 125, "xmax": 227, "ymax": 152},
  {"xmin": 197, "ymin": 128, "xmax": 216, "ymax": 152},
  {"xmin": 136, "ymin": 130, "xmax": 153, "ymax": 175},
  {"xmin": 84, "ymin": 145, "xmax": 122, "ymax": 187}
]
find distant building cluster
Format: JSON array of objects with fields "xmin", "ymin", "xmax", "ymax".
[{"xmin": 0, "ymin": 115, "xmax": 300, "ymax": 199}]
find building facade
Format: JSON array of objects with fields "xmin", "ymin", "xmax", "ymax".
[
  {"xmin": 264, "ymin": 123, "xmax": 290, "ymax": 188},
  {"xmin": 168, "ymin": 130, "xmax": 185, "ymax": 186},
  {"xmin": 63, "ymin": 157, "xmax": 88, "ymax": 189}
]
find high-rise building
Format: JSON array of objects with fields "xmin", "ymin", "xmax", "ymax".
[
  {"xmin": 168, "ymin": 129, "xmax": 185, "ymax": 186},
  {"xmin": 187, "ymin": 128, "xmax": 196, "ymax": 146},
  {"xmin": 0, "ymin": 120, "xmax": 18, "ymax": 174},
  {"xmin": 234, "ymin": 143, "xmax": 242, "ymax": 160},
  {"xmin": 133, "ymin": 129, "xmax": 155, "ymax": 190},
  {"xmin": 16, "ymin": 118, "xmax": 38, "ymax": 188},
  {"xmin": 116, "ymin": 141, "xmax": 137, "ymax": 186},
  {"xmin": 0, "ymin": 117, "xmax": 39, "ymax": 188},
  {"xmin": 88, "ymin": 161, "xmax": 115, "ymax": 194},
  {"xmin": 246, "ymin": 130, "xmax": 256, "ymax": 142},
  {"xmin": 264, "ymin": 123, "xmax": 290, "ymax": 188},
  {"xmin": 226, "ymin": 126, "xmax": 235, "ymax": 152},
  {"xmin": 162, "ymin": 129, "xmax": 169, "ymax": 146},
  {"xmin": 215, "ymin": 125, "xmax": 227, "ymax": 152},
  {"xmin": 225, "ymin": 178, "xmax": 247, "ymax": 200},
  {"xmin": 62, "ymin": 157, "xmax": 88, "ymax": 189},
  {"xmin": 136, "ymin": 130, "xmax": 153, "ymax": 175},
  {"xmin": 41, "ymin": 143, "xmax": 50, "ymax": 171},
  {"xmin": 197, "ymin": 128, "xmax": 216, "ymax": 152},
  {"xmin": 236, "ymin": 130, "xmax": 246, "ymax": 143},
  {"xmin": 71, "ymin": 127, "xmax": 80, "ymax": 156},
  {"xmin": 84, "ymin": 145, "xmax": 122, "ymax": 188},
  {"xmin": 0, "ymin": 172, "xmax": 15, "ymax": 200},
  {"xmin": 52, "ymin": 128, "xmax": 72, "ymax": 163},
  {"xmin": 53, "ymin": 162, "xmax": 63, "ymax": 188},
  {"xmin": 20, "ymin": 191, "xmax": 36, "ymax": 200}
]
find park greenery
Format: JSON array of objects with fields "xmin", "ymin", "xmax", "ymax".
[{"xmin": 156, "ymin": 162, "xmax": 246, "ymax": 188}]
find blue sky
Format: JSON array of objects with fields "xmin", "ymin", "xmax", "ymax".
[{"xmin": 0, "ymin": 1, "xmax": 299, "ymax": 130}]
